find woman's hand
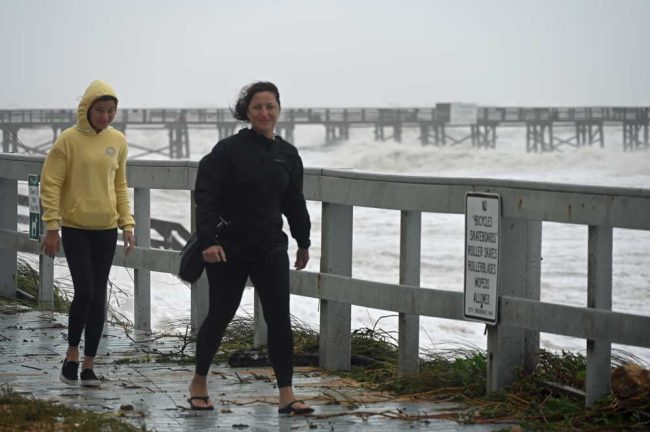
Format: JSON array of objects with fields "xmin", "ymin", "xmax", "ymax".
[
  {"xmin": 41, "ymin": 230, "xmax": 60, "ymax": 258},
  {"xmin": 294, "ymin": 248, "xmax": 310, "ymax": 270},
  {"xmin": 123, "ymin": 231, "xmax": 136, "ymax": 255},
  {"xmin": 203, "ymin": 245, "xmax": 227, "ymax": 263}
]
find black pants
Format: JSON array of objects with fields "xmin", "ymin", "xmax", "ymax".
[
  {"xmin": 195, "ymin": 250, "xmax": 294, "ymax": 388},
  {"xmin": 61, "ymin": 226, "xmax": 117, "ymax": 357}
]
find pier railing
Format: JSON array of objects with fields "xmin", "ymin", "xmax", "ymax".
[
  {"xmin": 1, "ymin": 153, "xmax": 649, "ymax": 407},
  {"xmin": 2, "ymin": 106, "xmax": 649, "ymax": 125}
]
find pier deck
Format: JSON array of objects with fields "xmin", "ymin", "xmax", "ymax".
[{"xmin": 0, "ymin": 305, "xmax": 504, "ymax": 431}]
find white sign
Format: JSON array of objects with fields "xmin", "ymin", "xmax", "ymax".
[
  {"xmin": 28, "ymin": 174, "xmax": 40, "ymax": 241},
  {"xmin": 464, "ymin": 192, "xmax": 500, "ymax": 324}
]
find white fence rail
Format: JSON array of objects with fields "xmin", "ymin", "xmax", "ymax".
[{"xmin": 1, "ymin": 153, "xmax": 649, "ymax": 407}]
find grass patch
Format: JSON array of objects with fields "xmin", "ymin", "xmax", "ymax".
[
  {"xmin": 14, "ymin": 257, "xmax": 71, "ymax": 312},
  {"xmin": 0, "ymin": 384, "xmax": 144, "ymax": 432},
  {"xmin": 340, "ymin": 337, "xmax": 650, "ymax": 431},
  {"xmin": 478, "ymin": 351, "xmax": 650, "ymax": 431}
]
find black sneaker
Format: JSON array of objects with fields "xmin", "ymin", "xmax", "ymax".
[
  {"xmin": 80, "ymin": 368, "xmax": 101, "ymax": 387},
  {"xmin": 59, "ymin": 359, "xmax": 79, "ymax": 385}
]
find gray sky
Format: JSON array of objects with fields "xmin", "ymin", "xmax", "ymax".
[{"xmin": 2, "ymin": 0, "xmax": 649, "ymax": 108}]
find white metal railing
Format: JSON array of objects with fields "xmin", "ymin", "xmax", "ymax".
[{"xmin": 1, "ymin": 153, "xmax": 649, "ymax": 407}]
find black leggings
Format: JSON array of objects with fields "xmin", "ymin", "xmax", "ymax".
[
  {"xmin": 195, "ymin": 250, "xmax": 294, "ymax": 388},
  {"xmin": 61, "ymin": 226, "xmax": 117, "ymax": 357}
]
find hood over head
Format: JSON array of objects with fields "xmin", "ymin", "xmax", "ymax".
[{"xmin": 75, "ymin": 80, "xmax": 119, "ymax": 134}]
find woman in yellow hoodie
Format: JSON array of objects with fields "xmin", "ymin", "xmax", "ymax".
[{"xmin": 40, "ymin": 80, "xmax": 136, "ymax": 387}]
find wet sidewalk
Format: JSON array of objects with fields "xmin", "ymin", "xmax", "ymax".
[{"xmin": 0, "ymin": 306, "xmax": 506, "ymax": 431}]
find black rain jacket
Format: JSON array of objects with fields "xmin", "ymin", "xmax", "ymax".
[{"xmin": 194, "ymin": 128, "xmax": 311, "ymax": 257}]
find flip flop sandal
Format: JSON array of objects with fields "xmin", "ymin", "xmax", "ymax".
[
  {"xmin": 278, "ymin": 400, "xmax": 314, "ymax": 415},
  {"xmin": 187, "ymin": 396, "xmax": 214, "ymax": 410}
]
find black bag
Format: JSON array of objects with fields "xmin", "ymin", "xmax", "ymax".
[{"xmin": 178, "ymin": 232, "xmax": 205, "ymax": 283}]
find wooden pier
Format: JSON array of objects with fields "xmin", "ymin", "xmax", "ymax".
[{"xmin": 1, "ymin": 105, "xmax": 649, "ymax": 158}]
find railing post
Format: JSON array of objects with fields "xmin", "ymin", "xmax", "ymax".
[
  {"xmin": 523, "ymin": 221, "xmax": 542, "ymax": 372},
  {"xmin": 190, "ymin": 191, "xmax": 209, "ymax": 333},
  {"xmin": 586, "ymin": 225, "xmax": 613, "ymax": 406},
  {"xmin": 2, "ymin": 128, "xmax": 18, "ymax": 153},
  {"xmin": 319, "ymin": 202, "xmax": 353, "ymax": 370},
  {"xmin": 34, "ymin": 168, "xmax": 56, "ymax": 312},
  {"xmin": 38, "ymin": 254, "xmax": 54, "ymax": 310},
  {"xmin": 133, "ymin": 188, "xmax": 151, "ymax": 332},
  {"xmin": 0, "ymin": 178, "xmax": 17, "ymax": 298},
  {"xmin": 191, "ymin": 276, "xmax": 209, "ymax": 333},
  {"xmin": 398, "ymin": 210, "xmax": 421, "ymax": 376},
  {"xmin": 253, "ymin": 290, "xmax": 268, "ymax": 347},
  {"xmin": 487, "ymin": 218, "xmax": 542, "ymax": 392}
]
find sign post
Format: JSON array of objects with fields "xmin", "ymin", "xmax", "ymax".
[
  {"xmin": 28, "ymin": 174, "xmax": 40, "ymax": 241},
  {"xmin": 464, "ymin": 192, "xmax": 501, "ymax": 324}
]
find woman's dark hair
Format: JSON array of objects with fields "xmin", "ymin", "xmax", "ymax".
[{"xmin": 231, "ymin": 81, "xmax": 280, "ymax": 122}]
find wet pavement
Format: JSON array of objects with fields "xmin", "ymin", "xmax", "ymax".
[{"xmin": 0, "ymin": 305, "xmax": 507, "ymax": 431}]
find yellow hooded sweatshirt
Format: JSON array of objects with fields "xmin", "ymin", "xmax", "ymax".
[{"xmin": 40, "ymin": 80, "xmax": 135, "ymax": 232}]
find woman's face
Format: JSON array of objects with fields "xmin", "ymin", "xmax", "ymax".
[
  {"xmin": 247, "ymin": 91, "xmax": 279, "ymax": 139},
  {"xmin": 89, "ymin": 99, "xmax": 117, "ymax": 132},
  {"xmin": 88, "ymin": 99, "xmax": 117, "ymax": 132}
]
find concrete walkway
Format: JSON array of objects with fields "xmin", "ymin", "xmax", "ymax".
[{"xmin": 0, "ymin": 305, "xmax": 506, "ymax": 431}]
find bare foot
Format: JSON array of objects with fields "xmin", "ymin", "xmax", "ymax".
[
  {"xmin": 278, "ymin": 386, "xmax": 312, "ymax": 412},
  {"xmin": 188, "ymin": 376, "xmax": 214, "ymax": 410},
  {"xmin": 280, "ymin": 400, "xmax": 312, "ymax": 410}
]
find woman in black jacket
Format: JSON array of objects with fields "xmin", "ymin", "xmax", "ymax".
[{"xmin": 187, "ymin": 82, "xmax": 313, "ymax": 415}]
